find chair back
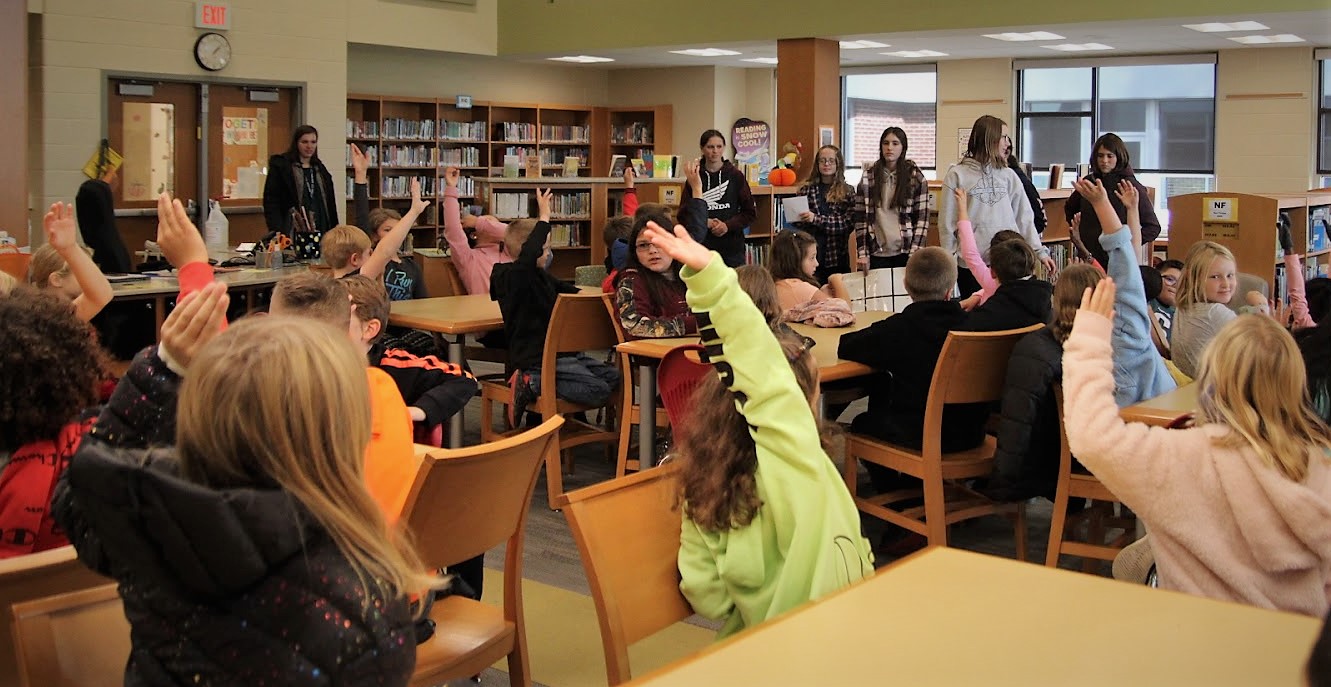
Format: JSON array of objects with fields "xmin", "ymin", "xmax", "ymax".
[
  {"xmin": 920, "ymin": 325, "xmax": 1042, "ymax": 451},
  {"xmin": 0, "ymin": 546, "xmax": 113, "ymax": 687},
  {"xmin": 562, "ymin": 464, "xmax": 693, "ymax": 685},
  {"xmin": 403, "ymin": 415, "xmax": 563, "ymax": 569},
  {"xmin": 439, "ymin": 256, "xmax": 467, "ymax": 296},
  {"xmin": 538, "ymin": 292, "xmax": 620, "ymax": 405},
  {"xmin": 658, "ymin": 345, "xmax": 711, "ymax": 430},
  {"xmin": 0, "ymin": 253, "xmax": 32, "ymax": 282},
  {"xmin": 11, "ymin": 584, "xmax": 129, "ymax": 687}
]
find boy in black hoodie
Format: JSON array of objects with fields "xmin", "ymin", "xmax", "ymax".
[
  {"xmin": 959, "ymin": 238, "xmax": 1053, "ymax": 332},
  {"xmin": 490, "ymin": 189, "xmax": 620, "ymax": 422},
  {"xmin": 681, "ymin": 130, "xmax": 757, "ymax": 268},
  {"xmin": 839, "ymin": 247, "xmax": 990, "ymax": 493}
]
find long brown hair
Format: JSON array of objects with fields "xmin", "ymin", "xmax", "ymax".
[
  {"xmin": 769, "ymin": 230, "xmax": 819, "ymax": 288},
  {"xmin": 1089, "ymin": 133, "xmax": 1131, "ymax": 175},
  {"xmin": 872, "ymin": 127, "xmax": 919, "ymax": 211},
  {"xmin": 1048, "ymin": 264, "xmax": 1103, "ymax": 343},
  {"xmin": 674, "ymin": 332, "xmax": 830, "ymax": 532},
  {"xmin": 800, "ymin": 145, "xmax": 852, "ymax": 204},
  {"xmin": 177, "ymin": 316, "xmax": 438, "ymax": 602},
  {"xmin": 615, "ymin": 206, "xmax": 685, "ymax": 306},
  {"xmin": 736, "ymin": 264, "xmax": 782, "ymax": 328},
  {"xmin": 964, "ymin": 115, "xmax": 1006, "ymax": 169}
]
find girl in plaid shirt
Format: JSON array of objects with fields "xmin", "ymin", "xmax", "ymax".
[
  {"xmin": 853, "ymin": 127, "xmax": 930, "ymax": 270},
  {"xmin": 796, "ymin": 145, "xmax": 856, "ymax": 282}
]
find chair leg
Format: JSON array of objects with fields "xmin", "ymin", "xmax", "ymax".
[
  {"xmin": 922, "ymin": 473, "xmax": 948, "ymax": 547},
  {"xmin": 544, "ymin": 443, "xmax": 565, "ymax": 511},
  {"xmin": 615, "ymin": 407, "xmax": 633, "ymax": 477},
  {"xmin": 1012, "ymin": 501, "xmax": 1027, "ymax": 563},
  {"xmin": 507, "ymin": 642, "xmax": 532, "ymax": 687},
  {"xmin": 1083, "ymin": 503, "xmax": 1106, "ymax": 574},
  {"xmin": 1045, "ymin": 492, "xmax": 1070, "ymax": 567}
]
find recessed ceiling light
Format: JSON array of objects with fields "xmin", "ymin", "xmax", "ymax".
[
  {"xmin": 879, "ymin": 49, "xmax": 948, "ymax": 58},
  {"xmin": 983, "ymin": 31, "xmax": 1065, "ymax": 42},
  {"xmin": 840, "ymin": 40, "xmax": 890, "ymax": 49},
  {"xmin": 547, "ymin": 55, "xmax": 615, "ymax": 63},
  {"xmin": 669, "ymin": 48, "xmax": 742, "ymax": 57},
  {"xmin": 1182, "ymin": 21, "xmax": 1269, "ymax": 32},
  {"xmin": 1227, "ymin": 33, "xmax": 1305, "ymax": 44},
  {"xmin": 1042, "ymin": 43, "xmax": 1114, "ymax": 52},
  {"xmin": 742, "ymin": 57, "xmax": 779, "ymax": 64}
]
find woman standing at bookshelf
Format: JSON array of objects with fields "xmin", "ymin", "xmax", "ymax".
[
  {"xmin": 796, "ymin": 144, "xmax": 856, "ymax": 281},
  {"xmin": 681, "ymin": 129, "xmax": 756, "ymax": 267},
  {"xmin": 852, "ymin": 127, "xmax": 929, "ymax": 270},
  {"xmin": 1063, "ymin": 133, "xmax": 1161, "ymax": 269},
  {"xmin": 263, "ymin": 125, "xmax": 340, "ymax": 260}
]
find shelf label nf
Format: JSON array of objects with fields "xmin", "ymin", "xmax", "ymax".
[{"xmin": 1204, "ymin": 197, "xmax": 1238, "ymax": 222}]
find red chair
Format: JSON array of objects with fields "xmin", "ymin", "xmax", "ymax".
[{"xmin": 657, "ymin": 344, "xmax": 712, "ymax": 435}]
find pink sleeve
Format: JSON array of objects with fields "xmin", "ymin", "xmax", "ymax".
[
  {"xmin": 1285, "ymin": 253, "xmax": 1315, "ymax": 329},
  {"xmin": 441, "ymin": 186, "xmax": 474, "ymax": 268},
  {"xmin": 622, "ymin": 188, "xmax": 638, "ymax": 217},
  {"xmin": 177, "ymin": 261, "xmax": 227, "ymax": 331},
  {"xmin": 957, "ymin": 220, "xmax": 997, "ymax": 302}
]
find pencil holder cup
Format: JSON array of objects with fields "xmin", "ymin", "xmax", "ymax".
[{"xmin": 256, "ymin": 251, "xmax": 283, "ymax": 269}]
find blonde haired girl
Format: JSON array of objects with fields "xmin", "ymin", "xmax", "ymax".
[
  {"xmin": 28, "ymin": 202, "xmax": 113, "ymax": 322},
  {"xmin": 55, "ymin": 284, "xmax": 435, "ymax": 685},
  {"xmin": 1063, "ymin": 277, "xmax": 1331, "ymax": 616},
  {"xmin": 1170, "ymin": 240, "xmax": 1238, "ymax": 378}
]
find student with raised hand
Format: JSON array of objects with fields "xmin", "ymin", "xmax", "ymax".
[
  {"xmin": 940, "ymin": 115, "xmax": 1054, "ymax": 296},
  {"xmin": 443, "ymin": 165, "xmax": 512, "ymax": 295},
  {"xmin": 853, "ymin": 127, "xmax": 929, "ymax": 271},
  {"xmin": 27, "ymin": 202, "xmax": 114, "ymax": 322},
  {"xmin": 613, "ymin": 205, "xmax": 697, "ymax": 339},
  {"xmin": 797, "ymin": 144, "xmax": 856, "ymax": 280},
  {"xmin": 349, "ymin": 145, "xmax": 428, "ymax": 301},
  {"xmin": 323, "ymin": 177, "xmax": 430, "ymax": 282},
  {"xmin": 1063, "ymin": 277, "xmax": 1331, "ymax": 616},
  {"xmin": 54, "ymin": 285, "xmax": 433, "ymax": 685},
  {"xmin": 638, "ymin": 219, "xmax": 872, "ymax": 639},
  {"xmin": 1063, "ymin": 133, "xmax": 1161, "ymax": 269}
]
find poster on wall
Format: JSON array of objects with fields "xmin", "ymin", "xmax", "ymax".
[
  {"xmin": 957, "ymin": 128, "xmax": 972, "ymax": 161},
  {"xmin": 731, "ymin": 118, "xmax": 771, "ymax": 185}
]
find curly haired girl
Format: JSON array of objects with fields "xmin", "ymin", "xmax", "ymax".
[{"xmin": 641, "ymin": 220, "xmax": 873, "ymax": 639}]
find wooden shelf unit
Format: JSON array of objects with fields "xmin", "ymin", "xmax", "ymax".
[{"xmin": 1167, "ymin": 191, "xmax": 1331, "ymax": 300}]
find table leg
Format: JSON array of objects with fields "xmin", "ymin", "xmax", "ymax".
[
  {"xmin": 446, "ymin": 334, "xmax": 466, "ymax": 449},
  {"xmin": 153, "ymin": 296, "xmax": 166, "ymax": 342},
  {"xmin": 638, "ymin": 362, "xmax": 658, "ymax": 469}
]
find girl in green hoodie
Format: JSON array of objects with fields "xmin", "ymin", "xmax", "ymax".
[{"xmin": 641, "ymin": 220, "xmax": 874, "ymax": 639}]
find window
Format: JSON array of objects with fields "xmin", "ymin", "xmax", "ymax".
[
  {"xmin": 1017, "ymin": 58, "xmax": 1217, "ymax": 225},
  {"xmin": 841, "ymin": 68, "xmax": 937, "ymax": 186},
  {"xmin": 1319, "ymin": 57, "xmax": 1331, "ymax": 175}
]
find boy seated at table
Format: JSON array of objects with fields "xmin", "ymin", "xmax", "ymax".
[
  {"xmin": 269, "ymin": 272, "xmax": 417, "ymax": 523},
  {"xmin": 322, "ymin": 178, "xmax": 429, "ymax": 282},
  {"xmin": 341, "ymin": 275, "xmax": 478, "ymax": 434},
  {"xmin": 839, "ymin": 247, "xmax": 992, "ymax": 493},
  {"xmin": 491, "ymin": 189, "xmax": 620, "ymax": 424},
  {"xmin": 958, "ymin": 237, "xmax": 1053, "ymax": 332}
]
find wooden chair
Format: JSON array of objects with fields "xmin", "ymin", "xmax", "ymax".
[
  {"xmin": 843, "ymin": 325, "xmax": 1041, "ymax": 558},
  {"xmin": 11, "ymin": 584, "xmax": 129, "ymax": 687},
  {"xmin": 404, "ymin": 416, "xmax": 563, "ymax": 687},
  {"xmin": 604, "ymin": 296, "xmax": 671, "ymax": 477},
  {"xmin": 0, "ymin": 546, "xmax": 113, "ymax": 687},
  {"xmin": 1045, "ymin": 386, "xmax": 1137, "ymax": 569},
  {"xmin": 0, "ymin": 253, "xmax": 31, "ymax": 282},
  {"xmin": 562, "ymin": 464, "xmax": 694, "ymax": 686},
  {"xmin": 480, "ymin": 293, "xmax": 621, "ymax": 509}
]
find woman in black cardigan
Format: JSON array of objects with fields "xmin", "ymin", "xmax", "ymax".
[
  {"xmin": 263, "ymin": 125, "xmax": 339, "ymax": 259},
  {"xmin": 1063, "ymin": 133, "xmax": 1161, "ymax": 269}
]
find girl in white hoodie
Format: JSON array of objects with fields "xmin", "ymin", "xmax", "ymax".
[
  {"xmin": 940, "ymin": 115, "xmax": 1054, "ymax": 296},
  {"xmin": 1064, "ymin": 277, "xmax": 1331, "ymax": 616}
]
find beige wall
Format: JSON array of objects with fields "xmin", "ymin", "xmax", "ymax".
[
  {"xmin": 936, "ymin": 58, "xmax": 1014, "ymax": 171},
  {"xmin": 347, "ymin": 44, "xmax": 608, "ymax": 105},
  {"xmin": 346, "ymin": 0, "xmax": 496, "ymax": 56},
  {"xmin": 1215, "ymin": 47, "xmax": 1316, "ymax": 193},
  {"xmin": 609, "ymin": 67, "xmax": 717, "ymax": 160}
]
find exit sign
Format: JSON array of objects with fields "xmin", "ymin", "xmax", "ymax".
[{"xmin": 195, "ymin": 2, "xmax": 231, "ymax": 30}]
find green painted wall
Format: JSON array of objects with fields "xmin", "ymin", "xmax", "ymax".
[{"xmin": 498, "ymin": 0, "xmax": 1327, "ymax": 54}]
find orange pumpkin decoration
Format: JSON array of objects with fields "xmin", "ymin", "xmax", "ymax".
[{"xmin": 769, "ymin": 168, "xmax": 796, "ymax": 186}]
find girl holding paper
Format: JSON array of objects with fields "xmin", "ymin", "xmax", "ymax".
[{"xmin": 796, "ymin": 144, "xmax": 856, "ymax": 281}]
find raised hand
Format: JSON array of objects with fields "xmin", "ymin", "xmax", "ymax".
[
  {"xmin": 443, "ymin": 166, "xmax": 460, "ymax": 188},
  {"xmin": 535, "ymin": 188, "xmax": 553, "ymax": 222},
  {"xmin": 1073, "ymin": 177, "xmax": 1110, "ymax": 206},
  {"xmin": 1079, "ymin": 276, "xmax": 1117, "ymax": 322},
  {"xmin": 1114, "ymin": 178, "xmax": 1138, "ymax": 208},
  {"xmin": 410, "ymin": 177, "xmax": 430, "ymax": 215},
  {"xmin": 952, "ymin": 186, "xmax": 969, "ymax": 222},
  {"xmin": 156, "ymin": 192, "xmax": 209, "ymax": 268},
  {"xmin": 160, "ymin": 281, "xmax": 230, "ymax": 370},
  {"xmin": 42, "ymin": 202, "xmax": 78, "ymax": 254},
  {"xmin": 643, "ymin": 220, "xmax": 712, "ymax": 272},
  {"xmin": 623, "ymin": 166, "xmax": 636, "ymax": 189},
  {"xmin": 684, "ymin": 159, "xmax": 701, "ymax": 190},
  {"xmin": 351, "ymin": 144, "xmax": 370, "ymax": 183}
]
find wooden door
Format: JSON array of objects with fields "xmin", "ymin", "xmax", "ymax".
[
  {"xmin": 106, "ymin": 80, "xmax": 200, "ymax": 259},
  {"xmin": 206, "ymin": 85, "xmax": 299, "ymax": 244}
]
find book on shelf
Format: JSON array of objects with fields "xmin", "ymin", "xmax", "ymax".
[
  {"xmin": 653, "ymin": 155, "xmax": 677, "ymax": 179},
  {"xmin": 503, "ymin": 155, "xmax": 520, "ymax": 179},
  {"xmin": 562, "ymin": 157, "xmax": 580, "ymax": 177},
  {"xmin": 608, "ymin": 155, "xmax": 628, "ymax": 178},
  {"xmin": 610, "ymin": 122, "xmax": 653, "ymax": 145},
  {"xmin": 524, "ymin": 155, "xmax": 542, "ymax": 178},
  {"xmin": 1076, "ymin": 163, "xmax": 1091, "ymax": 180},
  {"xmin": 549, "ymin": 223, "xmax": 582, "ymax": 247},
  {"xmin": 1047, "ymin": 164, "xmax": 1065, "ymax": 190},
  {"xmin": 1020, "ymin": 162, "xmax": 1033, "ymax": 179},
  {"xmin": 631, "ymin": 158, "xmax": 649, "ymax": 178}
]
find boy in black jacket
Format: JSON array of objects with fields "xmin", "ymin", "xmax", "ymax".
[
  {"xmin": 959, "ymin": 239, "xmax": 1053, "ymax": 332},
  {"xmin": 490, "ymin": 189, "xmax": 620, "ymax": 423},
  {"xmin": 839, "ymin": 247, "xmax": 989, "ymax": 493}
]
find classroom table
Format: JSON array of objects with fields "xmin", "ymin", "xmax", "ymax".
[
  {"xmin": 626, "ymin": 547, "xmax": 1321, "ymax": 687},
  {"xmin": 389, "ymin": 294, "xmax": 503, "ymax": 447},
  {"xmin": 109, "ymin": 265, "xmax": 307, "ymax": 339},
  {"xmin": 1119, "ymin": 382, "xmax": 1198, "ymax": 427},
  {"xmin": 615, "ymin": 310, "xmax": 891, "ymax": 468}
]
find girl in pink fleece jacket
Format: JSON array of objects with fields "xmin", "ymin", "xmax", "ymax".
[
  {"xmin": 442, "ymin": 166, "xmax": 512, "ymax": 295},
  {"xmin": 1064, "ymin": 277, "xmax": 1331, "ymax": 617}
]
